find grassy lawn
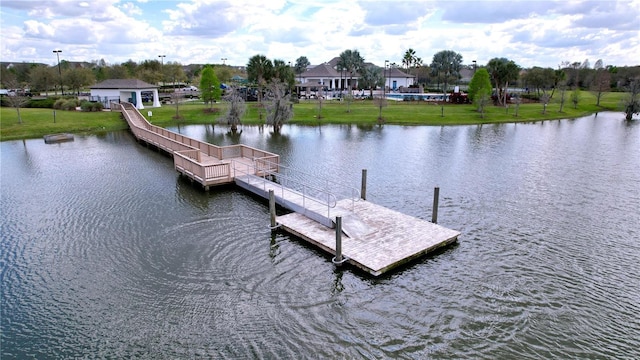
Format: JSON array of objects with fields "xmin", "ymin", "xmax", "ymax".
[{"xmin": 0, "ymin": 91, "xmax": 627, "ymax": 141}]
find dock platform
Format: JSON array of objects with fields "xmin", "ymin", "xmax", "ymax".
[{"xmin": 277, "ymin": 199, "xmax": 460, "ymax": 276}]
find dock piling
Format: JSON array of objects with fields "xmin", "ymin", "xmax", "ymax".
[
  {"xmin": 361, "ymin": 169, "xmax": 367, "ymax": 200},
  {"xmin": 432, "ymin": 186, "xmax": 440, "ymax": 224},
  {"xmin": 333, "ymin": 216, "xmax": 343, "ymax": 266},
  {"xmin": 269, "ymin": 189, "xmax": 277, "ymax": 229}
]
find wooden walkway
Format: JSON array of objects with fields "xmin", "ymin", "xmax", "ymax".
[{"xmin": 117, "ymin": 102, "xmax": 460, "ymax": 276}]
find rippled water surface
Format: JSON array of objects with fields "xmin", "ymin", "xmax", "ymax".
[{"xmin": 2, "ymin": 113, "xmax": 639, "ymax": 358}]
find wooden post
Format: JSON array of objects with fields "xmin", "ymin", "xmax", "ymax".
[
  {"xmin": 432, "ymin": 186, "xmax": 440, "ymax": 224},
  {"xmin": 361, "ymin": 169, "xmax": 367, "ymax": 200},
  {"xmin": 335, "ymin": 216, "xmax": 343, "ymax": 264},
  {"xmin": 269, "ymin": 189, "xmax": 277, "ymax": 229}
]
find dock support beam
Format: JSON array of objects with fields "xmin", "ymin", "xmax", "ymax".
[
  {"xmin": 269, "ymin": 189, "xmax": 277, "ymax": 229},
  {"xmin": 361, "ymin": 169, "xmax": 367, "ymax": 200},
  {"xmin": 432, "ymin": 186, "xmax": 440, "ymax": 224}
]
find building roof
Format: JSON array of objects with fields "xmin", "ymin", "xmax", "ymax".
[
  {"xmin": 387, "ymin": 68, "xmax": 415, "ymax": 78},
  {"xmin": 302, "ymin": 63, "xmax": 340, "ymax": 78},
  {"xmin": 90, "ymin": 79, "xmax": 158, "ymax": 89}
]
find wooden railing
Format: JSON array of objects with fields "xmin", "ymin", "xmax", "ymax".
[{"xmin": 117, "ymin": 102, "xmax": 279, "ymax": 187}]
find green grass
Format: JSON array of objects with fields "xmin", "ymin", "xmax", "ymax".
[
  {"xmin": 0, "ymin": 108, "xmax": 127, "ymax": 141},
  {"xmin": 0, "ymin": 91, "xmax": 627, "ymax": 141}
]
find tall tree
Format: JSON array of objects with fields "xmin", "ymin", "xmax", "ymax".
[
  {"xmin": 199, "ymin": 65, "xmax": 221, "ymax": 109},
  {"xmin": 591, "ymin": 59, "xmax": 610, "ymax": 106},
  {"xmin": 337, "ymin": 49, "xmax": 364, "ymax": 90},
  {"xmin": 28, "ymin": 65, "xmax": 56, "ymax": 94},
  {"xmin": 247, "ymin": 54, "xmax": 273, "ymax": 103},
  {"xmin": 3, "ymin": 78, "xmax": 29, "ymax": 124},
  {"xmin": 294, "ymin": 56, "xmax": 310, "ymax": 77},
  {"xmin": 220, "ymin": 85, "xmax": 246, "ymax": 133},
  {"xmin": 467, "ymin": 68, "xmax": 492, "ymax": 118},
  {"xmin": 336, "ymin": 49, "xmax": 364, "ymax": 113},
  {"xmin": 272, "ymin": 59, "xmax": 295, "ymax": 90},
  {"xmin": 62, "ymin": 67, "xmax": 95, "ymax": 95},
  {"xmin": 486, "ymin": 57, "xmax": 520, "ymax": 106},
  {"xmin": 522, "ymin": 67, "xmax": 555, "ymax": 97},
  {"xmin": 358, "ymin": 65, "xmax": 384, "ymax": 98},
  {"xmin": 403, "ymin": 49, "xmax": 416, "ymax": 72},
  {"xmin": 430, "ymin": 50, "xmax": 463, "ymax": 97}
]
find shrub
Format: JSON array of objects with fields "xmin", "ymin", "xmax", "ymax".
[
  {"xmin": 27, "ymin": 98, "xmax": 56, "ymax": 108},
  {"xmin": 54, "ymin": 99, "xmax": 79, "ymax": 110},
  {"xmin": 80, "ymin": 101, "xmax": 104, "ymax": 112}
]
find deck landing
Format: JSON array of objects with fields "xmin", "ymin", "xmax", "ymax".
[{"xmin": 277, "ymin": 199, "xmax": 460, "ymax": 276}]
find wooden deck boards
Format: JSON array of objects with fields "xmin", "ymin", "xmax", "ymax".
[{"xmin": 276, "ymin": 199, "xmax": 460, "ymax": 276}]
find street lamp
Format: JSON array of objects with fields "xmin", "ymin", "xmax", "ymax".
[
  {"xmin": 472, "ymin": 60, "xmax": 477, "ymax": 74},
  {"xmin": 384, "ymin": 60, "xmax": 389, "ymax": 96},
  {"xmin": 158, "ymin": 55, "xmax": 166, "ymax": 86},
  {"xmin": 53, "ymin": 50, "xmax": 62, "ymax": 95},
  {"xmin": 221, "ymin": 58, "xmax": 227, "ymax": 65}
]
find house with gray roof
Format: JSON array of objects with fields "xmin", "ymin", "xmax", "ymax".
[
  {"xmin": 89, "ymin": 79, "xmax": 160, "ymax": 109},
  {"xmin": 297, "ymin": 58, "xmax": 415, "ymax": 91}
]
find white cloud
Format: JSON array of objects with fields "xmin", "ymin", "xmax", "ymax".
[{"xmin": 0, "ymin": 0, "xmax": 638, "ymax": 68}]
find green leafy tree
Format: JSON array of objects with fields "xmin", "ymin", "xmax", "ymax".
[
  {"xmin": 487, "ymin": 57, "xmax": 520, "ymax": 106},
  {"xmin": 294, "ymin": 56, "xmax": 310, "ymax": 77},
  {"xmin": 468, "ymin": 68, "xmax": 492, "ymax": 118},
  {"xmin": 468, "ymin": 68, "xmax": 492, "ymax": 103},
  {"xmin": 359, "ymin": 65, "xmax": 384, "ymax": 98},
  {"xmin": 522, "ymin": 67, "xmax": 555, "ymax": 97},
  {"xmin": 29, "ymin": 65, "xmax": 57, "ymax": 94},
  {"xmin": 62, "ymin": 67, "xmax": 95, "ymax": 95},
  {"xmin": 430, "ymin": 50, "xmax": 463, "ymax": 96},
  {"xmin": 247, "ymin": 54, "xmax": 273, "ymax": 103},
  {"xmin": 199, "ymin": 65, "xmax": 221, "ymax": 109},
  {"xmin": 215, "ymin": 66, "xmax": 232, "ymax": 84},
  {"xmin": 272, "ymin": 59, "xmax": 295, "ymax": 90}
]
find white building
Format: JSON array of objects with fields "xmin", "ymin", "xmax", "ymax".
[
  {"xmin": 89, "ymin": 79, "xmax": 160, "ymax": 109},
  {"xmin": 297, "ymin": 57, "xmax": 416, "ymax": 91}
]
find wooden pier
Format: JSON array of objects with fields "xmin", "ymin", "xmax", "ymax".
[{"xmin": 118, "ymin": 102, "xmax": 460, "ymax": 276}]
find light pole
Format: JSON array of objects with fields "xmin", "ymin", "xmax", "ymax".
[
  {"xmin": 158, "ymin": 55, "xmax": 166, "ymax": 86},
  {"xmin": 221, "ymin": 58, "xmax": 227, "ymax": 65},
  {"xmin": 384, "ymin": 60, "xmax": 389, "ymax": 96},
  {"xmin": 472, "ymin": 60, "xmax": 477, "ymax": 74},
  {"xmin": 53, "ymin": 50, "xmax": 62, "ymax": 95}
]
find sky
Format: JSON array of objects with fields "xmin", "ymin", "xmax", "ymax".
[{"xmin": 1, "ymin": 0, "xmax": 639, "ymax": 69}]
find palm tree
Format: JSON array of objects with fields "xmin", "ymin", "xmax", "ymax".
[
  {"xmin": 403, "ymin": 48, "xmax": 416, "ymax": 73},
  {"xmin": 337, "ymin": 49, "xmax": 364, "ymax": 91},
  {"xmin": 247, "ymin": 54, "xmax": 273, "ymax": 103}
]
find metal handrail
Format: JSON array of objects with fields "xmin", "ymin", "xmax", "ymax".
[
  {"xmin": 254, "ymin": 158, "xmax": 361, "ymax": 210},
  {"xmin": 233, "ymin": 161, "xmax": 338, "ymax": 220}
]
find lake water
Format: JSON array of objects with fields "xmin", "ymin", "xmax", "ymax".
[{"xmin": 2, "ymin": 112, "xmax": 639, "ymax": 358}]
